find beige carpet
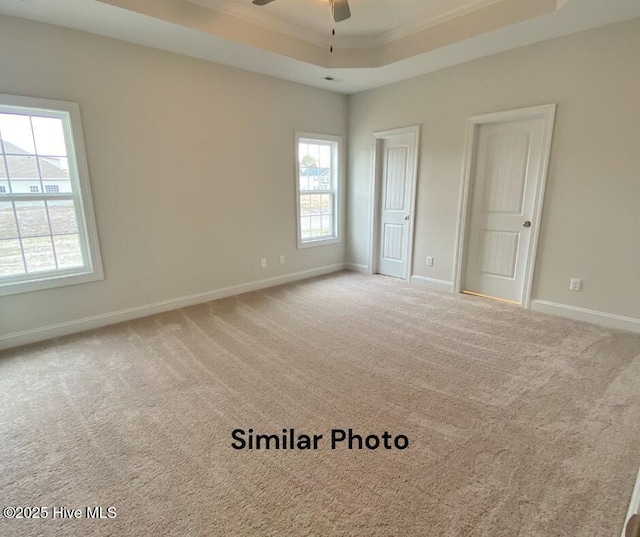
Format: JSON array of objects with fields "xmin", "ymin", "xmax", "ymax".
[{"xmin": 1, "ymin": 272, "xmax": 640, "ymax": 536}]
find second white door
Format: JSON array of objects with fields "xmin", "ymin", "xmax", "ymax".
[
  {"xmin": 463, "ymin": 117, "xmax": 546, "ymax": 303},
  {"xmin": 377, "ymin": 132, "xmax": 417, "ymax": 279}
]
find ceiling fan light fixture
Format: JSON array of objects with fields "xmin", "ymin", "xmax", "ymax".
[
  {"xmin": 251, "ymin": 0, "xmax": 351, "ymax": 23},
  {"xmin": 251, "ymin": 0, "xmax": 351, "ymax": 53}
]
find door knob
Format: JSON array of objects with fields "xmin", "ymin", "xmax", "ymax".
[
  {"xmin": 404, "ymin": 215, "xmax": 410, "ymax": 221},
  {"xmin": 523, "ymin": 221, "xmax": 531, "ymax": 228}
]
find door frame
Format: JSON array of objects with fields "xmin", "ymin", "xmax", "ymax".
[
  {"xmin": 452, "ymin": 104, "xmax": 556, "ymax": 308},
  {"xmin": 368, "ymin": 125, "xmax": 420, "ymax": 281}
]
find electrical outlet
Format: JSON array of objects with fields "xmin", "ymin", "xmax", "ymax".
[
  {"xmin": 280, "ymin": 255, "xmax": 285, "ymax": 265},
  {"xmin": 261, "ymin": 258, "xmax": 267, "ymax": 269},
  {"xmin": 569, "ymin": 278, "xmax": 582, "ymax": 291},
  {"xmin": 426, "ymin": 256, "xmax": 434, "ymax": 267}
]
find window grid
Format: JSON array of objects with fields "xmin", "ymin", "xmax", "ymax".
[
  {"xmin": 0, "ymin": 115, "xmax": 70, "ymax": 196},
  {"xmin": 297, "ymin": 137, "xmax": 338, "ymax": 246},
  {"xmin": 0, "ymin": 95, "xmax": 103, "ymax": 296},
  {"xmin": 1, "ymin": 199, "xmax": 83, "ymax": 277},
  {"xmin": 298, "ymin": 192, "xmax": 334, "ymax": 240}
]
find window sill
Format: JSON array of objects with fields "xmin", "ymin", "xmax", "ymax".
[
  {"xmin": 297, "ymin": 237, "xmax": 341, "ymax": 249},
  {"xmin": 0, "ymin": 268, "xmax": 104, "ymax": 297}
]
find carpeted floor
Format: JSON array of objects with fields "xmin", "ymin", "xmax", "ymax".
[{"xmin": 1, "ymin": 272, "xmax": 640, "ymax": 536}]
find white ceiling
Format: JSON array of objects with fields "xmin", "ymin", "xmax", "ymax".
[{"xmin": 0, "ymin": 0, "xmax": 639, "ymax": 94}]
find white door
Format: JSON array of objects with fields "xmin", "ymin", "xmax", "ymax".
[
  {"xmin": 377, "ymin": 133, "xmax": 416, "ymax": 279},
  {"xmin": 463, "ymin": 118, "xmax": 545, "ymax": 303}
]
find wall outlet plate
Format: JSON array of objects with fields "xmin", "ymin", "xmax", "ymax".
[
  {"xmin": 426, "ymin": 256, "xmax": 434, "ymax": 267},
  {"xmin": 280, "ymin": 255, "xmax": 285, "ymax": 264},
  {"xmin": 570, "ymin": 278, "xmax": 582, "ymax": 291},
  {"xmin": 261, "ymin": 258, "xmax": 267, "ymax": 268}
]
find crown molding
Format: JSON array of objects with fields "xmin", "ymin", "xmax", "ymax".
[
  {"xmin": 378, "ymin": 0, "xmax": 505, "ymax": 46},
  {"xmin": 189, "ymin": 0, "xmax": 517, "ymax": 50}
]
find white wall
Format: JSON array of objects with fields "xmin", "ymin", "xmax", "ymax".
[
  {"xmin": 0, "ymin": 16, "xmax": 347, "ymax": 341},
  {"xmin": 2, "ymin": 15, "xmax": 639, "ymax": 345},
  {"xmin": 348, "ymin": 18, "xmax": 640, "ymax": 323}
]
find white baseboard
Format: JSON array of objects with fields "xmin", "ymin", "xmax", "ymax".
[
  {"xmin": 531, "ymin": 300, "xmax": 640, "ymax": 334},
  {"xmin": 0, "ymin": 263, "xmax": 345, "ymax": 351},
  {"xmin": 622, "ymin": 467, "xmax": 640, "ymax": 537},
  {"xmin": 410, "ymin": 275, "xmax": 454, "ymax": 292},
  {"xmin": 345, "ymin": 263, "xmax": 370, "ymax": 274}
]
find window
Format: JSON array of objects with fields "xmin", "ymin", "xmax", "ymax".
[
  {"xmin": 0, "ymin": 94, "xmax": 103, "ymax": 296},
  {"xmin": 295, "ymin": 132, "xmax": 341, "ymax": 248}
]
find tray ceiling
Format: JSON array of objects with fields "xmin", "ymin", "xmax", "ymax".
[
  {"xmin": 0, "ymin": 0, "xmax": 639, "ymax": 93},
  {"xmin": 190, "ymin": 0, "xmax": 505, "ymax": 45}
]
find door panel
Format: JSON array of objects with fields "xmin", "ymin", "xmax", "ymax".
[
  {"xmin": 463, "ymin": 118, "xmax": 544, "ymax": 303},
  {"xmin": 377, "ymin": 133, "xmax": 415, "ymax": 279},
  {"xmin": 384, "ymin": 147, "xmax": 408, "ymax": 211},
  {"xmin": 382, "ymin": 224, "xmax": 404, "ymax": 261},
  {"xmin": 483, "ymin": 132, "xmax": 530, "ymax": 214},
  {"xmin": 477, "ymin": 230, "xmax": 520, "ymax": 278}
]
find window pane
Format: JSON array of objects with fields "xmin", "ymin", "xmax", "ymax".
[
  {"xmin": 15, "ymin": 201, "xmax": 50, "ymax": 237},
  {"xmin": 0, "ymin": 202, "xmax": 18, "ymax": 239},
  {"xmin": 53, "ymin": 234, "xmax": 83, "ymax": 269},
  {"xmin": 307, "ymin": 193, "xmax": 332, "ymax": 216},
  {"xmin": 300, "ymin": 142, "xmax": 332, "ymax": 193},
  {"xmin": 301, "ymin": 216, "xmax": 312, "ymax": 241},
  {"xmin": 0, "ymin": 155, "xmax": 10, "ymax": 194},
  {"xmin": 322, "ymin": 193, "xmax": 331, "ymax": 214},
  {"xmin": 0, "ymin": 114, "xmax": 35, "ymax": 155},
  {"xmin": 310, "ymin": 216, "xmax": 322, "ymax": 238},
  {"xmin": 299, "ymin": 143, "xmax": 309, "ymax": 162},
  {"xmin": 48, "ymin": 200, "xmax": 78, "ymax": 234},
  {"xmin": 0, "ymin": 239, "xmax": 25, "ymax": 276},
  {"xmin": 308, "ymin": 194, "xmax": 321, "ymax": 215},
  {"xmin": 319, "ymin": 178, "xmax": 331, "ymax": 191},
  {"xmin": 299, "ymin": 194, "xmax": 310, "ymax": 216},
  {"xmin": 321, "ymin": 215, "xmax": 333, "ymax": 236},
  {"xmin": 300, "ymin": 142, "xmax": 320, "ymax": 168},
  {"xmin": 22, "ymin": 236, "xmax": 56, "ymax": 273},
  {"xmin": 39, "ymin": 157, "xmax": 71, "ymax": 192},
  {"xmin": 318, "ymin": 144, "xmax": 331, "ymax": 168},
  {"xmin": 6, "ymin": 154, "xmax": 39, "ymax": 182},
  {"xmin": 32, "ymin": 116, "xmax": 67, "ymax": 156},
  {"xmin": 299, "ymin": 172, "xmax": 309, "ymax": 191}
]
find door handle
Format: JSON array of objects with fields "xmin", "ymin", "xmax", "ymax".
[
  {"xmin": 404, "ymin": 215, "xmax": 410, "ymax": 221},
  {"xmin": 523, "ymin": 221, "xmax": 531, "ymax": 228}
]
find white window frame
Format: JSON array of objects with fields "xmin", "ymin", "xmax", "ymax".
[
  {"xmin": 0, "ymin": 94, "xmax": 103, "ymax": 296},
  {"xmin": 295, "ymin": 132, "xmax": 342, "ymax": 249}
]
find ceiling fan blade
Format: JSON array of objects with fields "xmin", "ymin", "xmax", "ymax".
[
  {"xmin": 252, "ymin": 0, "xmax": 277, "ymax": 5},
  {"xmin": 332, "ymin": 0, "xmax": 351, "ymax": 22}
]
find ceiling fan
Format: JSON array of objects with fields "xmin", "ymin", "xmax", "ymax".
[{"xmin": 251, "ymin": 0, "xmax": 352, "ymax": 23}]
